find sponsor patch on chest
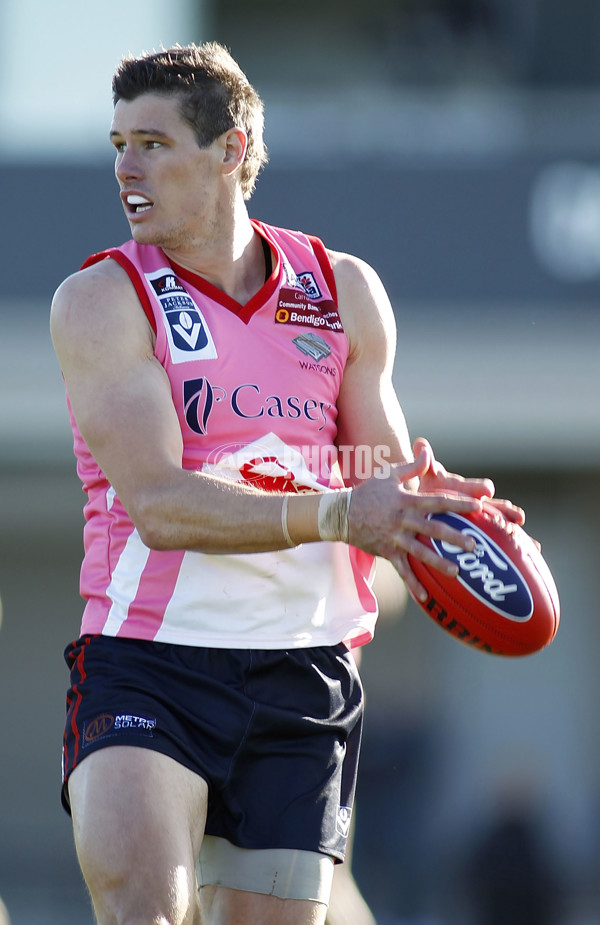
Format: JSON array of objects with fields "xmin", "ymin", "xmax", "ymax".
[
  {"xmin": 146, "ymin": 268, "xmax": 218, "ymax": 363},
  {"xmin": 275, "ymin": 288, "xmax": 343, "ymax": 333}
]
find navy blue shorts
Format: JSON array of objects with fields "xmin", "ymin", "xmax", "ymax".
[{"xmin": 62, "ymin": 635, "xmax": 363, "ymax": 861}]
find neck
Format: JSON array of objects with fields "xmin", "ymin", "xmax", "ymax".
[{"xmin": 163, "ymin": 196, "xmax": 265, "ymax": 303}]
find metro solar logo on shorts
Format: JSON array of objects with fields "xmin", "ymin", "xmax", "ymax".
[
  {"xmin": 82, "ymin": 712, "xmax": 157, "ymax": 747},
  {"xmin": 429, "ymin": 512, "xmax": 534, "ymax": 621},
  {"xmin": 146, "ymin": 268, "xmax": 218, "ymax": 363}
]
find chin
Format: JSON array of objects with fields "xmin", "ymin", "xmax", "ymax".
[
  {"xmin": 130, "ymin": 224, "xmax": 162, "ymax": 247},
  {"xmin": 131, "ymin": 223, "xmax": 183, "ymax": 251}
]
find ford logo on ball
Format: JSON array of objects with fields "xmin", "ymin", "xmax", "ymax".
[{"xmin": 430, "ymin": 513, "xmax": 534, "ymax": 621}]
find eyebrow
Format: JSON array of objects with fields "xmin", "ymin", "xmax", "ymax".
[{"xmin": 109, "ymin": 129, "xmax": 171, "ymax": 140}]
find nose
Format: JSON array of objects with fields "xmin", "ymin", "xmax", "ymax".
[{"xmin": 115, "ymin": 145, "xmax": 143, "ymax": 184}]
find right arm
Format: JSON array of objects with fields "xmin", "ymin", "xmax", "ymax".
[
  {"xmin": 50, "ymin": 259, "xmax": 480, "ymax": 577},
  {"xmin": 50, "ymin": 260, "xmax": 308, "ymax": 554}
]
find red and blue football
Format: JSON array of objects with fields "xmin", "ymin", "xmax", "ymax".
[{"xmin": 408, "ymin": 505, "xmax": 560, "ymax": 656}]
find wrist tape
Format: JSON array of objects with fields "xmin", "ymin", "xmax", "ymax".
[
  {"xmin": 280, "ymin": 495, "xmax": 295, "ymax": 547},
  {"xmin": 317, "ymin": 489, "xmax": 352, "ymax": 543}
]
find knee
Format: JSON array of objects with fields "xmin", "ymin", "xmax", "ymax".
[{"xmin": 85, "ymin": 866, "xmax": 200, "ymax": 925}]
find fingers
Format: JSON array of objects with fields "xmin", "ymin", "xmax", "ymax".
[
  {"xmin": 413, "ymin": 436, "xmax": 496, "ymax": 500},
  {"xmin": 423, "ymin": 467, "xmax": 495, "ymax": 500},
  {"xmin": 415, "ymin": 512, "xmax": 476, "ymax": 552},
  {"xmin": 388, "ymin": 538, "xmax": 460, "ymax": 604},
  {"xmin": 413, "ymin": 436, "xmax": 447, "ymax": 483},
  {"xmin": 395, "ymin": 444, "xmax": 430, "ymax": 485},
  {"xmin": 409, "ymin": 492, "xmax": 482, "ymax": 516},
  {"xmin": 362, "ymin": 494, "xmax": 480, "ymax": 602},
  {"xmin": 483, "ymin": 497, "xmax": 526, "ymax": 525},
  {"xmin": 412, "ymin": 436, "xmax": 433, "ymax": 470},
  {"xmin": 350, "ymin": 471, "xmax": 483, "ymax": 552},
  {"xmin": 458, "ymin": 475, "xmax": 495, "ymax": 499},
  {"xmin": 388, "ymin": 552, "xmax": 427, "ymax": 603},
  {"xmin": 397, "ymin": 507, "xmax": 476, "ymax": 569},
  {"xmin": 349, "ymin": 449, "xmax": 526, "ymax": 603},
  {"xmin": 361, "ymin": 438, "xmax": 527, "ymax": 600},
  {"xmin": 387, "ymin": 528, "xmax": 470, "ymax": 604}
]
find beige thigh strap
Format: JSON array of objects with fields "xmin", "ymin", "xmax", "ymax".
[{"xmin": 197, "ymin": 835, "xmax": 335, "ymax": 904}]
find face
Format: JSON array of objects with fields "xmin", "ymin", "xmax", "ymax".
[{"xmin": 110, "ymin": 92, "xmax": 224, "ymax": 253}]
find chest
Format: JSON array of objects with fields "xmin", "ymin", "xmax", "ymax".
[{"xmin": 147, "ymin": 266, "xmax": 348, "ymax": 452}]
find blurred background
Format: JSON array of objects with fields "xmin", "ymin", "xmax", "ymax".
[{"xmin": 1, "ymin": 1, "xmax": 599, "ymax": 923}]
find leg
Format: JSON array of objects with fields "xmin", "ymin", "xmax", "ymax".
[
  {"xmin": 197, "ymin": 837, "xmax": 333, "ymax": 925},
  {"xmin": 68, "ymin": 745, "xmax": 208, "ymax": 925},
  {"xmin": 326, "ymin": 865, "xmax": 376, "ymax": 925},
  {"xmin": 326, "ymin": 808, "xmax": 376, "ymax": 925},
  {"xmin": 200, "ymin": 887, "xmax": 327, "ymax": 925},
  {"xmin": 194, "ymin": 646, "xmax": 363, "ymax": 924}
]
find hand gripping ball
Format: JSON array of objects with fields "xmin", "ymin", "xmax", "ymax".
[{"xmin": 408, "ymin": 505, "xmax": 560, "ymax": 656}]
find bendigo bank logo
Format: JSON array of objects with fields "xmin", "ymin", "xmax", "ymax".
[
  {"xmin": 275, "ymin": 287, "xmax": 343, "ymax": 333},
  {"xmin": 183, "ymin": 378, "xmax": 333, "ymax": 435}
]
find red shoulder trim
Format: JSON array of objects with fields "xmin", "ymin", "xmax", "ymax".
[
  {"xmin": 80, "ymin": 248, "xmax": 157, "ymax": 334},
  {"xmin": 306, "ymin": 234, "xmax": 337, "ymax": 304}
]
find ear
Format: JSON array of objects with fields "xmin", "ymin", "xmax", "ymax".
[{"xmin": 219, "ymin": 127, "xmax": 248, "ymax": 178}]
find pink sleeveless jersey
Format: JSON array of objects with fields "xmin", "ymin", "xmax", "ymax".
[{"xmin": 69, "ymin": 220, "xmax": 377, "ymax": 649}]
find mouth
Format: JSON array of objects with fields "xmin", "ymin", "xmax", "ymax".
[{"xmin": 123, "ymin": 192, "xmax": 154, "ymax": 216}]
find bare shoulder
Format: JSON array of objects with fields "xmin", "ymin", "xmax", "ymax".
[
  {"xmin": 326, "ymin": 248, "xmax": 396, "ymax": 360},
  {"xmin": 50, "ymin": 258, "xmax": 152, "ymax": 365},
  {"xmin": 52, "ymin": 257, "xmax": 131, "ymax": 312},
  {"xmin": 327, "ymin": 248, "xmax": 376, "ymax": 278}
]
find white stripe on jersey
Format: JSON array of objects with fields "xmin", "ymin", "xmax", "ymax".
[{"xmin": 102, "ymin": 529, "xmax": 151, "ymax": 636}]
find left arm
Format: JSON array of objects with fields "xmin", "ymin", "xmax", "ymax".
[
  {"xmin": 329, "ymin": 250, "xmax": 524, "ymax": 600},
  {"xmin": 332, "ymin": 250, "xmax": 413, "ymax": 481}
]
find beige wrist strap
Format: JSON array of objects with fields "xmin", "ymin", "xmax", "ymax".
[{"xmin": 317, "ymin": 489, "xmax": 352, "ymax": 543}]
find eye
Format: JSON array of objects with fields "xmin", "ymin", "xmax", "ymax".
[{"xmin": 145, "ymin": 141, "xmax": 162, "ymax": 150}]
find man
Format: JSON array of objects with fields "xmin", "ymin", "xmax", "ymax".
[{"xmin": 50, "ymin": 42, "xmax": 523, "ymax": 925}]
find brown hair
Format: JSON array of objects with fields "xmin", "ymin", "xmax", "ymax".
[{"xmin": 112, "ymin": 42, "xmax": 268, "ymax": 199}]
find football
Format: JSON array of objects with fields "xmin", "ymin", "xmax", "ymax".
[{"xmin": 408, "ymin": 505, "xmax": 560, "ymax": 656}]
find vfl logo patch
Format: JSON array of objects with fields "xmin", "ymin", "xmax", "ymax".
[
  {"xmin": 430, "ymin": 513, "xmax": 534, "ymax": 621},
  {"xmin": 336, "ymin": 806, "xmax": 353, "ymax": 839},
  {"xmin": 146, "ymin": 269, "xmax": 217, "ymax": 363}
]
